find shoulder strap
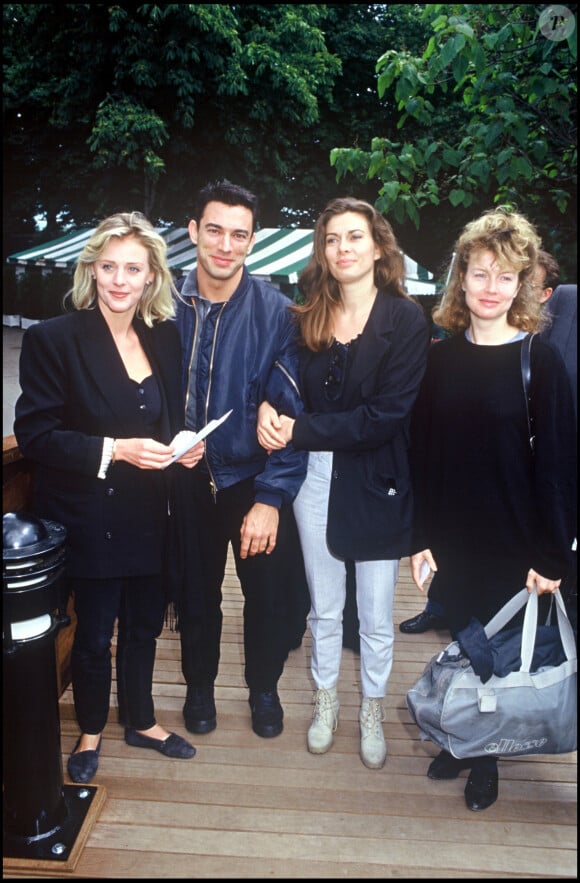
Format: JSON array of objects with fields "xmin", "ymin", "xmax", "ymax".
[{"xmin": 520, "ymin": 332, "xmax": 537, "ymax": 453}]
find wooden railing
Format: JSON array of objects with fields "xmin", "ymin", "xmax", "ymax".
[{"xmin": 3, "ymin": 435, "xmax": 75, "ymax": 696}]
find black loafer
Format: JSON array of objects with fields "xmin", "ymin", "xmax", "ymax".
[
  {"xmin": 125, "ymin": 728, "xmax": 196, "ymax": 759},
  {"xmin": 183, "ymin": 685, "xmax": 217, "ymax": 734},
  {"xmin": 465, "ymin": 766, "xmax": 499, "ymax": 811},
  {"xmin": 67, "ymin": 735, "xmax": 102, "ymax": 784},
  {"xmin": 427, "ymin": 749, "xmax": 471, "ymax": 779},
  {"xmin": 249, "ymin": 690, "xmax": 284, "ymax": 738},
  {"xmin": 399, "ymin": 610, "xmax": 448, "ymax": 634}
]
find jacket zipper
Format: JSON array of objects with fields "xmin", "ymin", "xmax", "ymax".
[
  {"xmin": 184, "ymin": 298, "xmax": 199, "ymax": 422},
  {"xmin": 274, "ymin": 360, "xmax": 301, "ymax": 399},
  {"xmin": 204, "ymin": 302, "xmax": 228, "ymax": 501}
]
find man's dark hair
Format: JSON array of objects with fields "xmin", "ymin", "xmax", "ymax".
[
  {"xmin": 194, "ymin": 180, "xmax": 259, "ymax": 233},
  {"xmin": 537, "ymin": 249, "xmax": 560, "ymax": 290}
]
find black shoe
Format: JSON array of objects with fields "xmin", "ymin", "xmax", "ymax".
[
  {"xmin": 399, "ymin": 610, "xmax": 448, "ymax": 634},
  {"xmin": 125, "ymin": 728, "xmax": 196, "ymax": 759},
  {"xmin": 427, "ymin": 749, "xmax": 471, "ymax": 780},
  {"xmin": 183, "ymin": 685, "xmax": 216, "ymax": 734},
  {"xmin": 464, "ymin": 765, "xmax": 499, "ymax": 811},
  {"xmin": 67, "ymin": 735, "xmax": 102, "ymax": 784},
  {"xmin": 249, "ymin": 690, "xmax": 284, "ymax": 738}
]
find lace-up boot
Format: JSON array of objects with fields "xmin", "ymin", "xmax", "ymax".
[
  {"xmin": 307, "ymin": 687, "xmax": 339, "ymax": 754},
  {"xmin": 359, "ymin": 697, "xmax": 386, "ymax": 769}
]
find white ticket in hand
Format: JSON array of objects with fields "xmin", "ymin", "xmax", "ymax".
[{"xmin": 166, "ymin": 409, "xmax": 233, "ymax": 465}]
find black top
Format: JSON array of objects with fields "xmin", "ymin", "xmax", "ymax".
[{"xmin": 410, "ymin": 332, "xmax": 577, "ymax": 632}]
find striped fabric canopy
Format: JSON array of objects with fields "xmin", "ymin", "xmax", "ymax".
[{"xmin": 7, "ymin": 226, "xmax": 436, "ymax": 293}]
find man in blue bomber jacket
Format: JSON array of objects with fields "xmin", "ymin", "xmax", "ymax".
[{"xmin": 172, "ymin": 180, "xmax": 308, "ymax": 739}]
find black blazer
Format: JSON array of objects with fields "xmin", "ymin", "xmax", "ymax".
[
  {"xmin": 293, "ymin": 292, "xmax": 429, "ymax": 560},
  {"xmin": 541, "ymin": 284, "xmax": 577, "ymax": 418},
  {"xmin": 14, "ymin": 308, "xmax": 185, "ymax": 578}
]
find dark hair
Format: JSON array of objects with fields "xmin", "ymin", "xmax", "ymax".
[
  {"xmin": 536, "ymin": 249, "xmax": 560, "ymax": 291},
  {"xmin": 194, "ymin": 180, "xmax": 259, "ymax": 233}
]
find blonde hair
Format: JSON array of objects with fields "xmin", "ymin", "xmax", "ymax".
[
  {"xmin": 295, "ymin": 197, "xmax": 409, "ymax": 351},
  {"xmin": 434, "ymin": 206, "xmax": 545, "ymax": 334},
  {"xmin": 70, "ymin": 212, "xmax": 176, "ymax": 326}
]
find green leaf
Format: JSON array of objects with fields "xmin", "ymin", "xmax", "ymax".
[{"xmin": 449, "ymin": 188, "xmax": 465, "ymax": 207}]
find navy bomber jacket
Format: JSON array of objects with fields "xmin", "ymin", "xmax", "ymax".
[{"xmin": 173, "ymin": 268, "xmax": 306, "ymax": 507}]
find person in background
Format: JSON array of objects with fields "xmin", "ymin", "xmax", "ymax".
[
  {"xmin": 532, "ymin": 249, "xmax": 560, "ymax": 304},
  {"xmin": 399, "ymin": 246, "xmax": 563, "ymax": 637},
  {"xmin": 257, "ymin": 197, "xmax": 429, "ymax": 768},
  {"xmin": 409, "ymin": 206, "xmax": 576, "ymax": 810},
  {"xmin": 172, "ymin": 180, "xmax": 308, "ymax": 740},
  {"xmin": 542, "ymin": 281, "xmax": 578, "ymax": 632},
  {"xmin": 541, "ymin": 282, "xmax": 577, "ymax": 417},
  {"xmin": 14, "ymin": 212, "xmax": 203, "ymax": 784}
]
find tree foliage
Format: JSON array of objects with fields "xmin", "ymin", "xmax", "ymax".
[
  {"xmin": 330, "ymin": 4, "xmax": 577, "ymax": 278},
  {"xmin": 3, "ymin": 3, "xmax": 425, "ymax": 255}
]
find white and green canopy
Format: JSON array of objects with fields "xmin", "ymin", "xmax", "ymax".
[{"xmin": 8, "ymin": 226, "xmax": 436, "ymax": 293}]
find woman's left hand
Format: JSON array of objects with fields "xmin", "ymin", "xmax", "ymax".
[
  {"xmin": 177, "ymin": 440, "xmax": 205, "ymax": 469},
  {"xmin": 526, "ymin": 568, "xmax": 561, "ymax": 595}
]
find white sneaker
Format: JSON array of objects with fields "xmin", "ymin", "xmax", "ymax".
[
  {"xmin": 359, "ymin": 697, "xmax": 386, "ymax": 769},
  {"xmin": 307, "ymin": 687, "xmax": 339, "ymax": 754}
]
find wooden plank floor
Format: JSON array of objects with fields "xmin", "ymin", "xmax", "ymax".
[{"xmin": 5, "ymin": 555, "xmax": 577, "ymax": 878}]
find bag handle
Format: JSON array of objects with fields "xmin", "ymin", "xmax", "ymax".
[
  {"xmin": 484, "ymin": 587, "xmax": 577, "ymax": 671},
  {"xmin": 521, "ymin": 587, "xmax": 576, "ymax": 671}
]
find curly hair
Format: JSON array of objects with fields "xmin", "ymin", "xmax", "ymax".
[
  {"xmin": 433, "ymin": 206, "xmax": 545, "ymax": 334},
  {"xmin": 294, "ymin": 197, "xmax": 409, "ymax": 351},
  {"xmin": 70, "ymin": 212, "xmax": 176, "ymax": 326}
]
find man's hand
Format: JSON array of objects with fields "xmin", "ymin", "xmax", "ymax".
[{"xmin": 240, "ymin": 503, "xmax": 279, "ymax": 559}]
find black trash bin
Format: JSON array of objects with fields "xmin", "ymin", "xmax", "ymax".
[{"xmin": 3, "ymin": 511, "xmax": 103, "ymax": 867}]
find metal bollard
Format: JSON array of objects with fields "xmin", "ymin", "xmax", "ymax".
[
  {"xmin": 2, "ymin": 512, "xmax": 106, "ymax": 870},
  {"xmin": 3, "ymin": 511, "xmax": 69, "ymax": 842}
]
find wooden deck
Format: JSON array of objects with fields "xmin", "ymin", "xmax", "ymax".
[{"xmin": 4, "ymin": 554, "xmax": 577, "ymax": 879}]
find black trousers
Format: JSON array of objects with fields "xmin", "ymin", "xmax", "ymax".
[
  {"xmin": 71, "ymin": 574, "xmax": 165, "ymax": 734},
  {"xmin": 177, "ymin": 470, "xmax": 308, "ymax": 692}
]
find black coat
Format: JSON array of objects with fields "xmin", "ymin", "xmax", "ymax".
[
  {"xmin": 14, "ymin": 308, "xmax": 184, "ymax": 578},
  {"xmin": 292, "ymin": 292, "xmax": 429, "ymax": 560}
]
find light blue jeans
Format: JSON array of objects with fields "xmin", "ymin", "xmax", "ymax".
[{"xmin": 293, "ymin": 451, "xmax": 398, "ymax": 698}]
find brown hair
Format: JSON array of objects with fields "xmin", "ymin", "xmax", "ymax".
[{"xmin": 294, "ymin": 197, "xmax": 409, "ymax": 351}]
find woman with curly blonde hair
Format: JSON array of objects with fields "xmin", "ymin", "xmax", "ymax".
[
  {"xmin": 409, "ymin": 206, "xmax": 576, "ymax": 811},
  {"xmin": 433, "ymin": 205, "xmax": 546, "ymax": 334}
]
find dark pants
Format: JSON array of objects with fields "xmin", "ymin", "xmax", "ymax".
[
  {"xmin": 178, "ymin": 470, "xmax": 308, "ymax": 692},
  {"xmin": 71, "ymin": 575, "xmax": 165, "ymax": 734}
]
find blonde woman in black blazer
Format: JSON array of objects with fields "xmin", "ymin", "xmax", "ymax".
[{"xmin": 15, "ymin": 212, "xmax": 204, "ymax": 784}]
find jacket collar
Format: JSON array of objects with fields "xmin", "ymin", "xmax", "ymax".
[
  {"xmin": 76, "ymin": 308, "xmax": 153, "ymax": 435},
  {"xmin": 346, "ymin": 291, "xmax": 395, "ymax": 392}
]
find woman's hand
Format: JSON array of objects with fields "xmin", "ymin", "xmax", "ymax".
[
  {"xmin": 526, "ymin": 568, "xmax": 562, "ymax": 595},
  {"xmin": 257, "ymin": 401, "xmax": 287, "ymax": 452},
  {"xmin": 410, "ymin": 550, "xmax": 438, "ymax": 591},
  {"xmin": 177, "ymin": 440, "xmax": 205, "ymax": 469},
  {"xmin": 113, "ymin": 437, "xmax": 175, "ymax": 470}
]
